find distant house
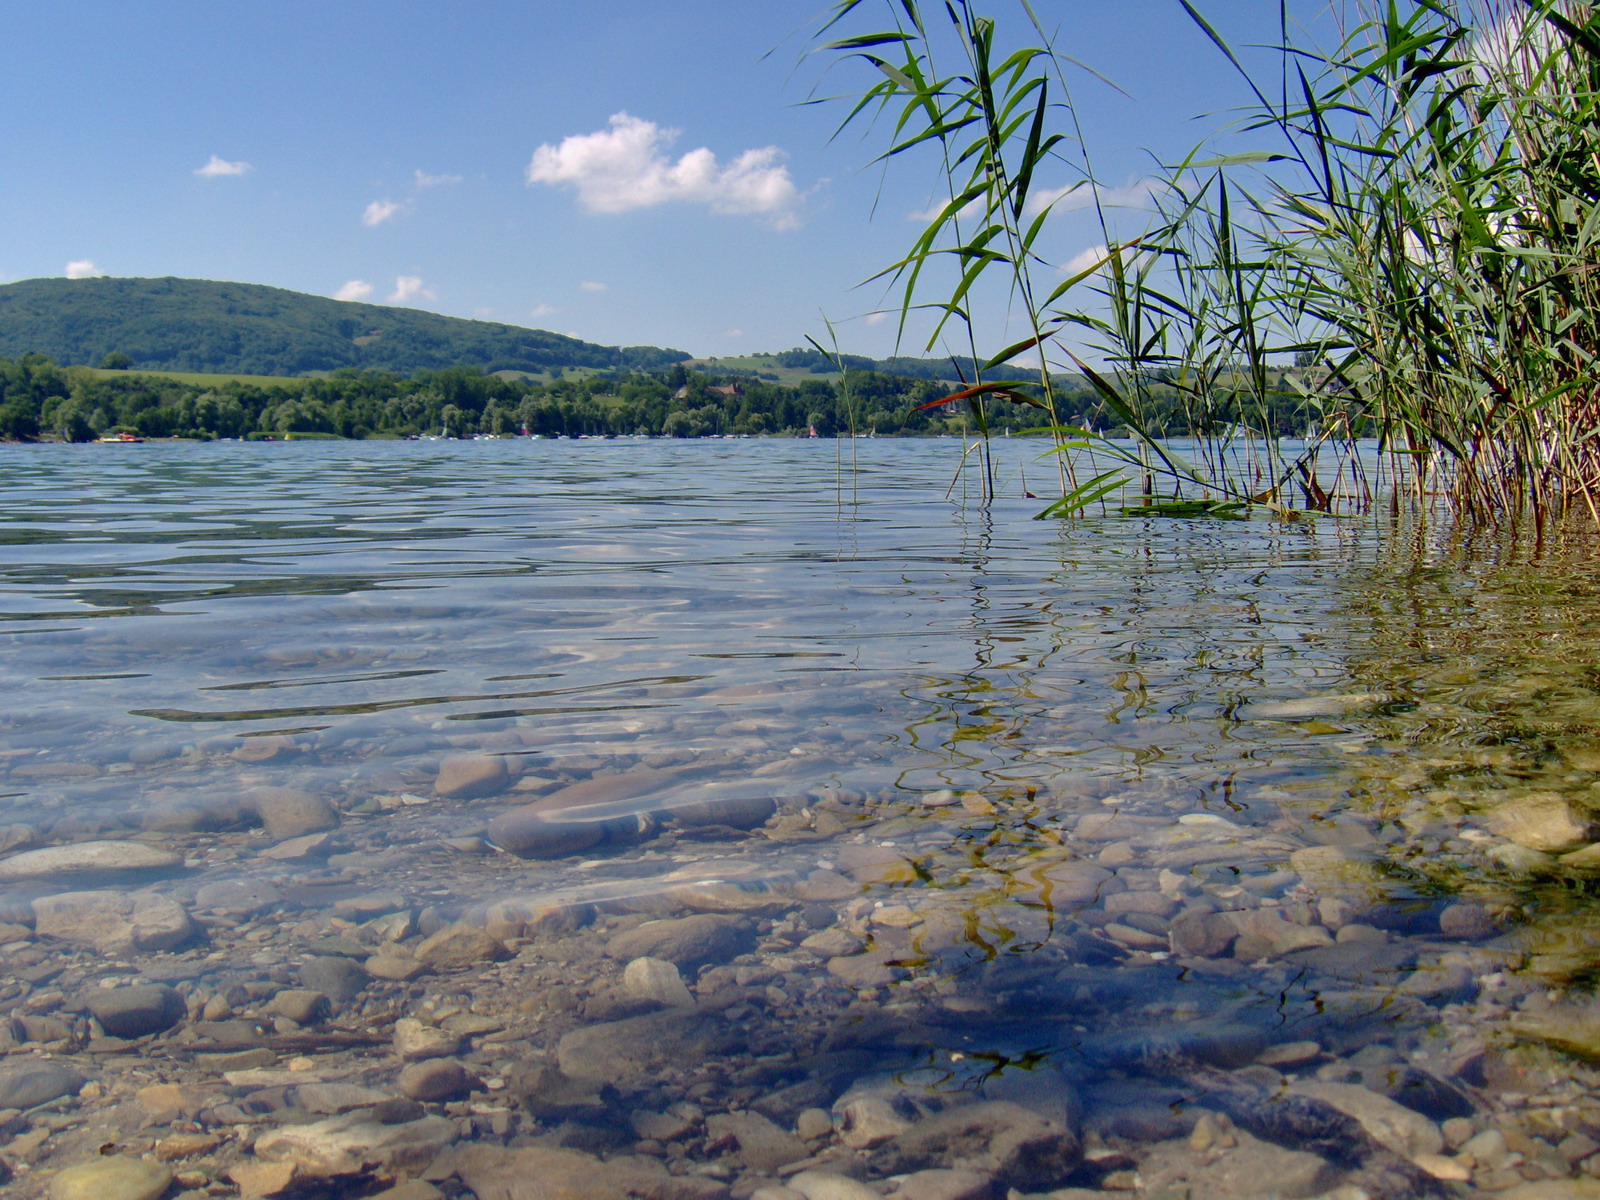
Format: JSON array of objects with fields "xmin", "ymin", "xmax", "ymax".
[{"xmin": 675, "ymin": 382, "xmax": 744, "ymax": 400}]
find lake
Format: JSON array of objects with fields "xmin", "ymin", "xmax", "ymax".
[{"xmin": 3, "ymin": 437, "xmax": 1599, "ymax": 1198}]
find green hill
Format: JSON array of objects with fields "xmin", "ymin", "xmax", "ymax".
[{"xmin": 0, "ymin": 276, "xmax": 690, "ymax": 377}]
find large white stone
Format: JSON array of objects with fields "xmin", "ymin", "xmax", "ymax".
[
  {"xmin": 0, "ymin": 840, "xmax": 181, "ymax": 881},
  {"xmin": 33, "ymin": 889, "xmax": 194, "ymax": 953}
]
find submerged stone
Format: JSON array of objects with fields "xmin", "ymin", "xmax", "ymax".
[{"xmin": 0, "ymin": 840, "xmax": 182, "ymax": 881}]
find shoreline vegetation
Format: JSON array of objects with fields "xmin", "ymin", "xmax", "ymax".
[
  {"xmin": 817, "ymin": 0, "xmax": 1600, "ymax": 524},
  {"xmin": 0, "ymin": 351, "xmax": 1330, "ymax": 445}
]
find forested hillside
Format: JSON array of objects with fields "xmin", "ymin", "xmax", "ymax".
[{"xmin": 0, "ymin": 277, "xmax": 691, "ymax": 377}]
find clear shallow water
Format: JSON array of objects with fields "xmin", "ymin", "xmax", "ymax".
[
  {"xmin": 0, "ymin": 439, "xmax": 1364, "ymax": 840},
  {"xmin": 8, "ymin": 438, "xmax": 1600, "ymax": 1192}
]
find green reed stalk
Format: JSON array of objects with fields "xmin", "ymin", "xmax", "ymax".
[{"xmin": 817, "ymin": 0, "xmax": 1600, "ymax": 523}]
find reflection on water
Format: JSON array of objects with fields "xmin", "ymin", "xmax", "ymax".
[{"xmin": 2, "ymin": 439, "xmax": 1599, "ymax": 1195}]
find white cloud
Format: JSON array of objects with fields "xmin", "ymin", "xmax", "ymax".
[
  {"xmin": 389, "ymin": 275, "xmax": 435, "ymax": 304},
  {"xmin": 1028, "ymin": 177, "xmax": 1171, "ymax": 217},
  {"xmin": 195, "ymin": 154, "xmax": 252, "ymax": 178},
  {"xmin": 335, "ymin": 279, "xmax": 374, "ymax": 301},
  {"xmin": 65, "ymin": 260, "xmax": 103, "ymax": 279},
  {"xmin": 864, "ymin": 311, "xmax": 889, "ymax": 326},
  {"xmin": 723, "ymin": 328, "xmax": 744, "ymax": 339},
  {"xmin": 530, "ymin": 303, "xmax": 559, "ymax": 317},
  {"xmin": 473, "ymin": 306, "xmax": 494, "ymax": 318},
  {"xmin": 527, "ymin": 112, "xmax": 801, "ymax": 227},
  {"xmin": 414, "ymin": 169, "xmax": 462, "ymax": 188},
  {"xmin": 1061, "ymin": 242, "xmax": 1152, "ymax": 279},
  {"xmin": 362, "ymin": 199, "xmax": 406, "ymax": 227},
  {"xmin": 579, "ymin": 280, "xmax": 606, "ymax": 293}
]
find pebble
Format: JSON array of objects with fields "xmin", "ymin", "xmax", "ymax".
[
  {"xmin": 623, "ymin": 955, "xmax": 697, "ymax": 1008},
  {"xmin": 49, "ymin": 1156, "xmax": 173, "ymax": 1200},
  {"xmin": 0, "ymin": 840, "xmax": 183, "ymax": 881},
  {"xmin": 788, "ymin": 1172, "xmax": 883, "ymax": 1200}
]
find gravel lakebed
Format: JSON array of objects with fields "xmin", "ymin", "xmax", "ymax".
[{"xmin": 5, "ymin": 730, "xmax": 1600, "ymax": 1200}]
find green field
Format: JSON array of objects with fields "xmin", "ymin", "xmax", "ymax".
[
  {"xmin": 81, "ymin": 366, "xmax": 309, "ymax": 388},
  {"xmin": 684, "ymin": 355, "xmax": 839, "ymax": 386}
]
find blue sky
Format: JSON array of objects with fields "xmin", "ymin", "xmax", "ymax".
[{"xmin": 2, "ymin": 1, "xmax": 1280, "ymax": 361}]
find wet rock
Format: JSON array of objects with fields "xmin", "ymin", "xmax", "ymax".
[
  {"xmin": 296, "ymin": 1082, "xmax": 393, "ymax": 1113},
  {"xmin": 48, "ymin": 1156, "xmax": 172, "ymax": 1200},
  {"xmin": 398, "ymin": 1058, "xmax": 472, "ymax": 1101},
  {"xmin": 33, "ymin": 890, "xmax": 195, "ymax": 953},
  {"xmin": 556, "ymin": 1009, "xmax": 735, "ymax": 1084},
  {"xmin": 251, "ymin": 1112, "xmax": 458, "ymax": 1180},
  {"xmin": 142, "ymin": 795, "xmax": 252, "ymax": 833},
  {"xmin": 1168, "ymin": 910, "xmax": 1237, "ymax": 958},
  {"xmin": 885, "ymin": 1169, "xmax": 992, "ymax": 1200},
  {"xmin": 259, "ymin": 832, "xmax": 337, "ymax": 861},
  {"xmin": 249, "ymin": 787, "xmax": 339, "ymax": 839},
  {"xmin": 0, "ymin": 840, "xmax": 183, "ymax": 881},
  {"xmin": 665, "ymin": 792, "xmax": 776, "ymax": 830},
  {"xmin": 413, "ymin": 922, "xmax": 509, "ymax": 969},
  {"xmin": 607, "ymin": 913, "xmax": 755, "ymax": 968},
  {"xmin": 796, "ymin": 1108, "xmax": 834, "ymax": 1141},
  {"xmin": 1288, "ymin": 844, "xmax": 1388, "ymax": 902},
  {"xmin": 826, "ymin": 951, "xmax": 902, "ymax": 989},
  {"xmin": 1438, "ymin": 901, "xmax": 1501, "ymax": 940},
  {"xmin": 299, "ymin": 955, "xmax": 368, "ymax": 1004},
  {"xmin": 435, "ymin": 753, "xmax": 510, "ymax": 799},
  {"xmin": 1251, "ymin": 692, "xmax": 1385, "ymax": 719},
  {"xmin": 447, "ymin": 1143, "xmax": 730, "ymax": 1200},
  {"xmin": 705, "ymin": 1109, "xmax": 808, "ymax": 1171},
  {"xmin": 393, "ymin": 1018, "xmax": 462, "ymax": 1062},
  {"xmin": 366, "ymin": 950, "xmax": 428, "ymax": 981},
  {"xmin": 836, "ymin": 1096, "xmax": 912, "ymax": 1148},
  {"xmin": 506, "ymin": 1061, "xmax": 612, "ymax": 1122},
  {"xmin": 85, "ymin": 984, "xmax": 184, "ymax": 1038},
  {"xmin": 483, "ymin": 896, "xmax": 593, "ymax": 939},
  {"xmin": 485, "ymin": 808, "xmax": 605, "ymax": 858},
  {"xmin": 623, "ymin": 956, "xmax": 697, "ymax": 1008},
  {"xmin": 194, "ymin": 877, "xmax": 284, "ymax": 915},
  {"xmin": 787, "ymin": 1173, "xmax": 882, "ymax": 1200},
  {"xmin": 1486, "ymin": 793, "xmax": 1593, "ymax": 852},
  {"xmin": 229, "ymin": 1158, "xmax": 300, "ymax": 1198},
  {"xmin": 0, "ymin": 1060, "xmax": 84, "ymax": 1108},
  {"xmin": 1226, "ymin": 909, "xmax": 1334, "ymax": 959},
  {"xmin": 871, "ymin": 1101, "xmax": 1080, "ymax": 1191},
  {"xmin": 1290, "ymin": 1079, "xmax": 1444, "ymax": 1158},
  {"xmin": 1494, "ymin": 1182, "xmax": 1600, "ymax": 1200},
  {"xmin": 1135, "ymin": 1128, "xmax": 1336, "ymax": 1199},
  {"xmin": 267, "ymin": 989, "xmax": 330, "ymax": 1025}
]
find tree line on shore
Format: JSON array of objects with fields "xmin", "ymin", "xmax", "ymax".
[{"xmin": 0, "ymin": 353, "xmax": 1321, "ymax": 443}]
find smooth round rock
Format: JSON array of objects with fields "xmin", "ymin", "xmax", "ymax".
[
  {"xmin": 0, "ymin": 841, "xmax": 182, "ymax": 882},
  {"xmin": 33, "ymin": 891, "xmax": 194, "ymax": 954},
  {"xmin": 0, "ymin": 1061, "xmax": 85, "ymax": 1109},
  {"xmin": 486, "ymin": 808, "xmax": 604, "ymax": 859},
  {"xmin": 413, "ymin": 923, "xmax": 509, "ymax": 970},
  {"xmin": 86, "ymin": 984, "xmax": 184, "ymax": 1038},
  {"xmin": 300, "ymin": 955, "xmax": 368, "ymax": 1004},
  {"xmin": 435, "ymin": 754, "xmax": 510, "ymax": 799},
  {"xmin": 398, "ymin": 1058, "xmax": 471, "ymax": 1101},
  {"xmin": 248, "ymin": 787, "xmax": 339, "ymax": 839},
  {"xmin": 50, "ymin": 1157, "xmax": 172, "ymax": 1200}
]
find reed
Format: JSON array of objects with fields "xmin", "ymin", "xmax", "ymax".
[{"xmin": 816, "ymin": 0, "xmax": 1600, "ymax": 523}]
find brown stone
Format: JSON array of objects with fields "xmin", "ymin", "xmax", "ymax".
[{"xmin": 435, "ymin": 754, "xmax": 510, "ymax": 799}]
